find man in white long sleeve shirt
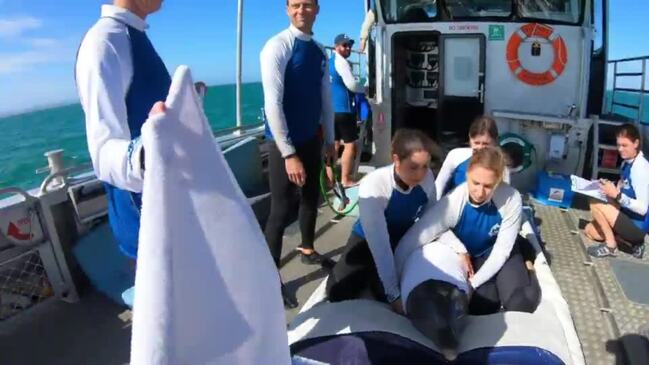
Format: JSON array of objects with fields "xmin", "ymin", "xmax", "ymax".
[
  {"xmin": 260, "ymin": 0, "xmax": 335, "ymax": 308},
  {"xmin": 75, "ymin": 0, "xmax": 170, "ymax": 258},
  {"xmin": 329, "ymin": 34, "xmax": 365, "ymax": 186}
]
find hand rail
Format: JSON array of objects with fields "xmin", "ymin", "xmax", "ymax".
[
  {"xmin": 212, "ymin": 122, "xmax": 264, "ymax": 137},
  {"xmin": 605, "ymin": 55, "xmax": 648, "ymax": 123},
  {"xmin": 0, "ymin": 187, "xmax": 37, "ymax": 202}
]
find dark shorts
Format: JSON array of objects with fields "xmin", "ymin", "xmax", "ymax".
[
  {"xmin": 613, "ymin": 210, "xmax": 646, "ymax": 246},
  {"xmin": 335, "ymin": 113, "xmax": 359, "ymax": 143}
]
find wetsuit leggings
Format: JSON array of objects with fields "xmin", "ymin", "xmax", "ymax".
[
  {"xmin": 326, "ymin": 233, "xmax": 387, "ymax": 302},
  {"xmin": 469, "ymin": 236, "xmax": 540, "ymax": 315},
  {"xmin": 264, "ymin": 136, "xmax": 322, "ymax": 266}
]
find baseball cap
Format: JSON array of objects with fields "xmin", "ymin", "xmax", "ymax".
[{"xmin": 334, "ymin": 34, "xmax": 354, "ymax": 46}]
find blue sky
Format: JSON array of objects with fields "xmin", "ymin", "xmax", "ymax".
[{"xmin": 0, "ymin": 0, "xmax": 647, "ymax": 116}]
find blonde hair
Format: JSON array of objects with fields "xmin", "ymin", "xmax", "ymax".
[{"xmin": 468, "ymin": 146, "xmax": 506, "ymax": 183}]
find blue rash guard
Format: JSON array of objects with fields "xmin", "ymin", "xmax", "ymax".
[
  {"xmin": 618, "ymin": 151, "xmax": 649, "ymax": 232},
  {"xmin": 353, "ymin": 165, "xmax": 464, "ymax": 302},
  {"xmin": 396, "ymin": 182, "xmax": 522, "ymax": 289},
  {"xmin": 260, "ymin": 25, "xmax": 335, "ymax": 158},
  {"xmin": 435, "ymin": 147, "xmax": 511, "ymax": 200},
  {"xmin": 76, "ymin": 7, "xmax": 171, "ymax": 258},
  {"xmin": 354, "ymin": 165, "xmax": 435, "ymax": 302}
]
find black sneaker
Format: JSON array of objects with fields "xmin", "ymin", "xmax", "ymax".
[
  {"xmin": 281, "ymin": 283, "xmax": 298, "ymax": 309},
  {"xmin": 632, "ymin": 244, "xmax": 646, "ymax": 259},
  {"xmin": 299, "ymin": 250, "xmax": 336, "ymax": 269},
  {"xmin": 587, "ymin": 243, "xmax": 617, "ymax": 258}
]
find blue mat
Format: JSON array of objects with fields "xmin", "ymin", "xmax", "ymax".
[
  {"xmin": 610, "ymin": 259, "xmax": 649, "ymax": 305},
  {"xmin": 72, "ymin": 224, "xmax": 135, "ymax": 307}
]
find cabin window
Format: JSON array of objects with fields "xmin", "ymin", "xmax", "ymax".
[
  {"xmin": 592, "ymin": 0, "xmax": 604, "ymax": 54},
  {"xmin": 518, "ymin": 0, "xmax": 582, "ymax": 23},
  {"xmin": 379, "ymin": 0, "xmax": 583, "ymax": 24},
  {"xmin": 443, "ymin": 0, "xmax": 512, "ymax": 17},
  {"xmin": 382, "ymin": 0, "xmax": 438, "ymax": 23}
]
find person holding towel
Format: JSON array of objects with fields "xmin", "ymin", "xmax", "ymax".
[{"xmin": 76, "ymin": 0, "xmax": 171, "ymax": 259}]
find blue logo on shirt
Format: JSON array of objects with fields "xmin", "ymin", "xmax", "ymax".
[
  {"xmin": 624, "ymin": 179, "xmax": 630, "ymax": 189},
  {"xmin": 413, "ymin": 205, "xmax": 425, "ymax": 222},
  {"xmin": 488, "ymin": 223, "xmax": 501, "ymax": 237}
]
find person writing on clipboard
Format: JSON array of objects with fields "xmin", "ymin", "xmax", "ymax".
[{"xmin": 583, "ymin": 123, "xmax": 649, "ymax": 259}]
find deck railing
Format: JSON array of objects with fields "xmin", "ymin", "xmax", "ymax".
[{"xmin": 605, "ymin": 55, "xmax": 649, "ymax": 124}]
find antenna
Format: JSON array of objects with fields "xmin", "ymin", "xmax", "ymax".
[{"xmin": 236, "ymin": 0, "xmax": 244, "ymax": 131}]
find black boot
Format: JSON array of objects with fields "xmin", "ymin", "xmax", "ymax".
[
  {"xmin": 281, "ymin": 283, "xmax": 298, "ymax": 309},
  {"xmin": 405, "ymin": 279, "xmax": 469, "ymax": 351}
]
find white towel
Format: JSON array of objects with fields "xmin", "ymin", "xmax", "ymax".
[
  {"xmin": 400, "ymin": 242, "xmax": 469, "ymax": 309},
  {"xmin": 130, "ymin": 66, "xmax": 291, "ymax": 365}
]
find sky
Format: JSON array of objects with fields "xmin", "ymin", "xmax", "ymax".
[{"xmin": 0, "ymin": 0, "xmax": 647, "ymax": 116}]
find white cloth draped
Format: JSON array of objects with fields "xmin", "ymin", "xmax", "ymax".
[{"xmin": 130, "ymin": 66, "xmax": 291, "ymax": 365}]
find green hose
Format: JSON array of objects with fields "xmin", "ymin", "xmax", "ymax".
[{"xmin": 319, "ymin": 160, "xmax": 359, "ymax": 216}]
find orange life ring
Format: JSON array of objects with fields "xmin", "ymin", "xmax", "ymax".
[{"xmin": 506, "ymin": 23, "xmax": 568, "ymax": 86}]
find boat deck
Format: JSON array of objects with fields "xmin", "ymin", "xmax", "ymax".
[{"xmin": 1, "ymin": 196, "xmax": 649, "ymax": 364}]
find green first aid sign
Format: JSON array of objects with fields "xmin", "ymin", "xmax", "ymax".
[{"xmin": 489, "ymin": 25, "xmax": 505, "ymax": 41}]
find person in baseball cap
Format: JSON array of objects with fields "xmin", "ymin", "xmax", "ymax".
[
  {"xmin": 329, "ymin": 33, "xmax": 364, "ymax": 187},
  {"xmin": 334, "ymin": 33, "xmax": 355, "ymax": 47}
]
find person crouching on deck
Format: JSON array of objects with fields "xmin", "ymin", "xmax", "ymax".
[
  {"xmin": 326, "ymin": 129, "xmax": 464, "ymax": 314},
  {"xmin": 585, "ymin": 123, "xmax": 648, "ymax": 259},
  {"xmin": 435, "ymin": 115, "xmax": 510, "ymax": 200},
  {"xmin": 396, "ymin": 146, "xmax": 540, "ymax": 327}
]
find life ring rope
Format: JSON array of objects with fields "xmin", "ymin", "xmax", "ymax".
[{"xmin": 506, "ymin": 23, "xmax": 568, "ymax": 86}]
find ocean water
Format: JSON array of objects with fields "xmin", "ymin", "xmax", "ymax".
[
  {"xmin": 603, "ymin": 90, "xmax": 649, "ymax": 123},
  {"xmin": 0, "ymin": 82, "xmax": 263, "ymax": 191},
  {"xmin": 2, "ymin": 84, "xmax": 645, "ymax": 192}
]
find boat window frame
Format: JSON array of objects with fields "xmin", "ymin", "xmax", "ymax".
[{"xmin": 378, "ymin": 0, "xmax": 586, "ymax": 26}]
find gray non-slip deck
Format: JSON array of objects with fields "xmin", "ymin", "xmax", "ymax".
[
  {"xmin": 1, "ymin": 198, "xmax": 649, "ymax": 364},
  {"xmin": 532, "ymin": 201, "xmax": 649, "ymax": 365}
]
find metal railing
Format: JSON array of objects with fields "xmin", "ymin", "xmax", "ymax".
[{"xmin": 605, "ymin": 55, "xmax": 648, "ymax": 123}]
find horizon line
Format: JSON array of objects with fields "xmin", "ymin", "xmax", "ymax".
[{"xmin": 0, "ymin": 80, "xmax": 264, "ymax": 119}]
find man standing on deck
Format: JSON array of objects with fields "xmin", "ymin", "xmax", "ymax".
[
  {"xmin": 260, "ymin": 0, "xmax": 336, "ymax": 308},
  {"xmin": 75, "ymin": 0, "xmax": 172, "ymax": 260},
  {"xmin": 330, "ymin": 34, "xmax": 365, "ymax": 187}
]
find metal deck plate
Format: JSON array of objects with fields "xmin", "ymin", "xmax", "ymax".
[{"xmin": 534, "ymin": 202, "xmax": 649, "ymax": 364}]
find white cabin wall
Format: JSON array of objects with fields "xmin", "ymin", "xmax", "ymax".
[{"xmin": 371, "ymin": 21, "xmax": 592, "ymax": 182}]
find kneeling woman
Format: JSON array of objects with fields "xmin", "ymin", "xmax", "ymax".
[
  {"xmin": 435, "ymin": 115, "xmax": 510, "ymax": 200},
  {"xmin": 396, "ymin": 146, "xmax": 540, "ymax": 337},
  {"xmin": 585, "ymin": 123, "xmax": 649, "ymax": 258},
  {"xmin": 327, "ymin": 129, "xmax": 458, "ymax": 313}
]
